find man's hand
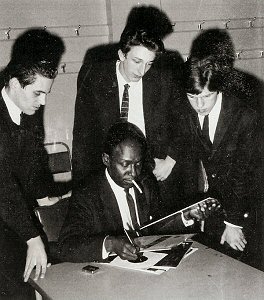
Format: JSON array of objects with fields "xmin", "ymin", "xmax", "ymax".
[
  {"xmin": 105, "ymin": 236, "xmax": 139, "ymax": 261},
  {"xmin": 220, "ymin": 225, "xmax": 247, "ymax": 251},
  {"xmin": 24, "ymin": 236, "xmax": 47, "ymax": 282},
  {"xmin": 153, "ymin": 156, "xmax": 176, "ymax": 181},
  {"xmin": 184, "ymin": 198, "xmax": 221, "ymax": 221}
]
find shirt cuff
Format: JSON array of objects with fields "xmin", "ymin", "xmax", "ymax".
[
  {"xmin": 181, "ymin": 212, "xmax": 194, "ymax": 227},
  {"xmin": 224, "ymin": 221, "xmax": 243, "ymax": 229}
]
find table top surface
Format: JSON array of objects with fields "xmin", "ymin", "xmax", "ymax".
[{"xmin": 30, "ymin": 241, "xmax": 264, "ymax": 300}]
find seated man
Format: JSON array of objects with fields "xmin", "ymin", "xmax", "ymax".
[{"xmin": 58, "ymin": 122, "xmax": 216, "ymax": 263}]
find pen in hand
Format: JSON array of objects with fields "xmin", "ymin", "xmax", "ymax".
[
  {"xmin": 124, "ymin": 228, "xmax": 139, "ymax": 251},
  {"xmin": 124, "ymin": 229, "xmax": 148, "ymax": 263}
]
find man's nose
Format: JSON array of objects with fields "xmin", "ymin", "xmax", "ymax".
[
  {"xmin": 196, "ymin": 97, "xmax": 204, "ymax": 108},
  {"xmin": 39, "ymin": 94, "xmax": 46, "ymax": 106},
  {"xmin": 138, "ymin": 64, "xmax": 146, "ymax": 76},
  {"xmin": 129, "ymin": 164, "xmax": 136, "ymax": 177}
]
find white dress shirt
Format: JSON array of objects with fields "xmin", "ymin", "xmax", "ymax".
[{"xmin": 116, "ymin": 61, "xmax": 146, "ymax": 135}]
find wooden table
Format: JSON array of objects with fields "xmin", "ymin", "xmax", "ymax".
[{"xmin": 30, "ymin": 241, "xmax": 264, "ymax": 300}]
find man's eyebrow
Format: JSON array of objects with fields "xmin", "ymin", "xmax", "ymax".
[
  {"xmin": 121, "ymin": 158, "xmax": 142, "ymax": 163},
  {"xmin": 133, "ymin": 57, "xmax": 155, "ymax": 63},
  {"xmin": 119, "ymin": 159, "xmax": 132, "ymax": 163},
  {"xmin": 35, "ymin": 89, "xmax": 51, "ymax": 95}
]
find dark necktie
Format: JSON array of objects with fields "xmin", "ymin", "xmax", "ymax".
[
  {"xmin": 124, "ymin": 188, "xmax": 140, "ymax": 231},
  {"xmin": 120, "ymin": 84, "xmax": 130, "ymax": 121},
  {"xmin": 20, "ymin": 112, "xmax": 26, "ymax": 128},
  {"xmin": 202, "ymin": 115, "xmax": 212, "ymax": 146}
]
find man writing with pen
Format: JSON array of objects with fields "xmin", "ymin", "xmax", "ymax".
[{"xmin": 58, "ymin": 122, "xmax": 219, "ymax": 262}]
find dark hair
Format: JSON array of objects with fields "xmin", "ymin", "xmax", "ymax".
[
  {"xmin": 3, "ymin": 60, "xmax": 58, "ymax": 87},
  {"xmin": 190, "ymin": 28, "xmax": 235, "ymax": 70},
  {"xmin": 183, "ymin": 57, "xmax": 225, "ymax": 94},
  {"xmin": 103, "ymin": 122, "xmax": 147, "ymax": 157},
  {"xmin": 119, "ymin": 28, "xmax": 164, "ymax": 55}
]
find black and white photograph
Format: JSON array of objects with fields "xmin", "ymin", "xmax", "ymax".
[{"xmin": 0, "ymin": 1, "xmax": 264, "ymax": 299}]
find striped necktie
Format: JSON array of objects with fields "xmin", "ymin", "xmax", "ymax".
[{"xmin": 120, "ymin": 84, "xmax": 130, "ymax": 121}]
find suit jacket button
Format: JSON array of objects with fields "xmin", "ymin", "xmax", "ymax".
[{"xmin": 212, "ymin": 173, "xmax": 216, "ymax": 178}]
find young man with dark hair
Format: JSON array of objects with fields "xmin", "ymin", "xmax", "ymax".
[
  {"xmin": 72, "ymin": 28, "xmax": 177, "ymax": 194},
  {"xmin": 0, "ymin": 58, "xmax": 57, "ymax": 298},
  {"xmin": 173, "ymin": 57, "xmax": 261, "ymax": 267}
]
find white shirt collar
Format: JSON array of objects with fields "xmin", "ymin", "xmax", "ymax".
[
  {"xmin": 1, "ymin": 87, "xmax": 22, "ymax": 125},
  {"xmin": 209, "ymin": 92, "xmax": 222, "ymax": 118},
  {"xmin": 105, "ymin": 168, "xmax": 124, "ymax": 194}
]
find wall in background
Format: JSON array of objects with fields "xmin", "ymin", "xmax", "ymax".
[{"xmin": 0, "ymin": 0, "xmax": 263, "ymax": 153}]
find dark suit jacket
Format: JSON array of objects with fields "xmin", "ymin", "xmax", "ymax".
[
  {"xmin": 0, "ymin": 96, "xmax": 41, "ymax": 293},
  {"xmin": 72, "ymin": 59, "xmax": 177, "ymax": 184},
  {"xmin": 173, "ymin": 94, "xmax": 261, "ymax": 228},
  {"xmin": 58, "ymin": 172, "xmax": 187, "ymax": 263}
]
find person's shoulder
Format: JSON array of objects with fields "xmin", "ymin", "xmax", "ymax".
[
  {"xmin": 223, "ymin": 93, "xmax": 259, "ymax": 122},
  {"xmin": 73, "ymin": 172, "xmax": 103, "ymax": 196},
  {"xmin": 78, "ymin": 59, "xmax": 116, "ymax": 88},
  {"xmin": 80, "ymin": 59, "xmax": 116, "ymax": 75}
]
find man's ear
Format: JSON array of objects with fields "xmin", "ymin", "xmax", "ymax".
[
  {"xmin": 118, "ymin": 49, "xmax": 126, "ymax": 62},
  {"xmin": 9, "ymin": 77, "xmax": 21, "ymax": 90},
  {"xmin": 102, "ymin": 153, "xmax": 110, "ymax": 167}
]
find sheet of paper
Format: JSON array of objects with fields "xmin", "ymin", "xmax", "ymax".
[
  {"xmin": 135, "ymin": 234, "xmax": 195, "ymax": 252},
  {"xmin": 109, "ymin": 251, "xmax": 167, "ymax": 271}
]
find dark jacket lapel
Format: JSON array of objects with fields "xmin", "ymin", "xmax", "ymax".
[
  {"xmin": 142, "ymin": 67, "xmax": 160, "ymax": 137},
  {"xmin": 188, "ymin": 109, "xmax": 212, "ymax": 151},
  {"xmin": 212, "ymin": 94, "xmax": 235, "ymax": 152},
  {"xmin": 98, "ymin": 173, "xmax": 124, "ymax": 231},
  {"xmin": 94, "ymin": 60, "xmax": 120, "ymax": 121}
]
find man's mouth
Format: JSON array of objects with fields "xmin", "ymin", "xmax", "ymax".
[
  {"xmin": 123, "ymin": 178, "xmax": 134, "ymax": 184},
  {"xmin": 198, "ymin": 109, "xmax": 207, "ymax": 114}
]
